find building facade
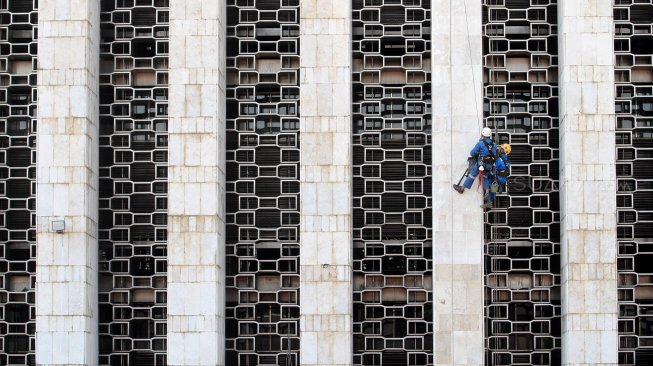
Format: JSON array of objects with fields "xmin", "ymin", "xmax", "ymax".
[{"xmin": 0, "ymin": 0, "xmax": 641, "ymax": 365}]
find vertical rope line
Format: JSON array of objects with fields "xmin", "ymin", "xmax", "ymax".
[
  {"xmin": 448, "ymin": 0, "xmax": 455, "ymax": 363},
  {"xmin": 464, "ymin": 0, "xmax": 483, "ymax": 134},
  {"xmin": 464, "ymin": 0, "xmax": 487, "ymax": 359}
]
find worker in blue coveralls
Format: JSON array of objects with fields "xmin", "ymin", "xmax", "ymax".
[
  {"xmin": 453, "ymin": 127, "xmax": 496, "ymax": 194},
  {"xmin": 481, "ymin": 143, "xmax": 511, "ymax": 209}
]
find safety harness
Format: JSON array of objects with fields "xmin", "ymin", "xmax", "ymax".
[
  {"xmin": 481, "ymin": 139, "xmax": 496, "ymax": 164},
  {"xmin": 475, "ymin": 139, "xmax": 497, "ymax": 193},
  {"xmin": 487, "ymin": 154, "xmax": 509, "ymax": 193},
  {"xmin": 495, "ymin": 155, "xmax": 509, "ymax": 178}
]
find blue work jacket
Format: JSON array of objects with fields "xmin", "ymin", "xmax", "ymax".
[
  {"xmin": 470, "ymin": 137, "xmax": 496, "ymax": 165},
  {"xmin": 469, "ymin": 137, "xmax": 496, "ymax": 158},
  {"xmin": 494, "ymin": 154, "xmax": 510, "ymax": 185}
]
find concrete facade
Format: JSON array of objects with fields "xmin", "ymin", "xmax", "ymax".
[
  {"xmin": 299, "ymin": 1, "xmax": 353, "ymax": 365},
  {"xmin": 432, "ymin": 1, "xmax": 485, "ymax": 365},
  {"xmin": 558, "ymin": 2, "xmax": 618, "ymax": 366},
  {"xmin": 167, "ymin": 1, "xmax": 226, "ymax": 365},
  {"xmin": 0, "ymin": 1, "xmax": 632, "ymax": 365},
  {"xmin": 35, "ymin": 1, "xmax": 101, "ymax": 365}
]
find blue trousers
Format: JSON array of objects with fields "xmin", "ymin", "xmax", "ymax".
[
  {"xmin": 483, "ymin": 173, "xmax": 495, "ymax": 203},
  {"xmin": 463, "ymin": 164, "xmax": 479, "ymax": 189},
  {"xmin": 483, "ymin": 174, "xmax": 507, "ymax": 204},
  {"xmin": 463, "ymin": 163, "xmax": 492, "ymax": 189}
]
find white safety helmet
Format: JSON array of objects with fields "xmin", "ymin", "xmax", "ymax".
[{"xmin": 481, "ymin": 127, "xmax": 492, "ymax": 137}]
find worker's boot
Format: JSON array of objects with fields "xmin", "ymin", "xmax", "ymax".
[
  {"xmin": 453, "ymin": 184, "xmax": 465, "ymax": 194},
  {"xmin": 480, "ymin": 202, "xmax": 493, "ymax": 209}
]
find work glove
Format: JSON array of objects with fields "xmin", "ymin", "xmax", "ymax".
[{"xmin": 479, "ymin": 165, "xmax": 484, "ymax": 171}]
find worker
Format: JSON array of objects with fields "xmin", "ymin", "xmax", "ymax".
[
  {"xmin": 453, "ymin": 127, "xmax": 496, "ymax": 194},
  {"xmin": 481, "ymin": 143, "xmax": 511, "ymax": 209}
]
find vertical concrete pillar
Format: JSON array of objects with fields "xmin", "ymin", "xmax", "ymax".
[
  {"xmin": 299, "ymin": 1, "xmax": 353, "ymax": 365},
  {"xmin": 431, "ymin": 1, "xmax": 484, "ymax": 365},
  {"xmin": 168, "ymin": 1, "xmax": 226, "ymax": 365},
  {"xmin": 36, "ymin": 1, "xmax": 100, "ymax": 365},
  {"xmin": 558, "ymin": 2, "xmax": 618, "ymax": 365}
]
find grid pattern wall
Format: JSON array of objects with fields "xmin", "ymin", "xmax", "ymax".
[
  {"xmin": 482, "ymin": 1, "xmax": 561, "ymax": 365},
  {"xmin": 0, "ymin": 0, "xmax": 37, "ymax": 364},
  {"xmin": 224, "ymin": 0, "xmax": 301, "ymax": 365},
  {"xmin": 352, "ymin": 1, "xmax": 433, "ymax": 365},
  {"xmin": 614, "ymin": 2, "xmax": 653, "ymax": 365},
  {"xmin": 97, "ymin": 1, "xmax": 169, "ymax": 365}
]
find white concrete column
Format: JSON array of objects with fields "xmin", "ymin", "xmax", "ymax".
[
  {"xmin": 167, "ymin": 1, "xmax": 226, "ymax": 365},
  {"xmin": 299, "ymin": 1, "xmax": 353, "ymax": 365},
  {"xmin": 431, "ymin": 1, "xmax": 484, "ymax": 365},
  {"xmin": 558, "ymin": 2, "xmax": 618, "ymax": 365},
  {"xmin": 36, "ymin": 1, "xmax": 100, "ymax": 365}
]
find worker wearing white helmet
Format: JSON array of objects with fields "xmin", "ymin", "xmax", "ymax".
[{"xmin": 453, "ymin": 127, "xmax": 497, "ymax": 194}]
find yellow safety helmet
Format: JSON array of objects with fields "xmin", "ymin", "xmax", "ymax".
[{"xmin": 500, "ymin": 143, "xmax": 512, "ymax": 155}]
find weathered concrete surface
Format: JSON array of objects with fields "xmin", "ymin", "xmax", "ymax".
[
  {"xmin": 558, "ymin": 2, "xmax": 618, "ymax": 365},
  {"xmin": 299, "ymin": 0, "xmax": 353, "ymax": 364},
  {"xmin": 168, "ymin": 1, "xmax": 227, "ymax": 365},
  {"xmin": 36, "ymin": 1, "xmax": 101, "ymax": 365},
  {"xmin": 432, "ymin": 1, "xmax": 485, "ymax": 365}
]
